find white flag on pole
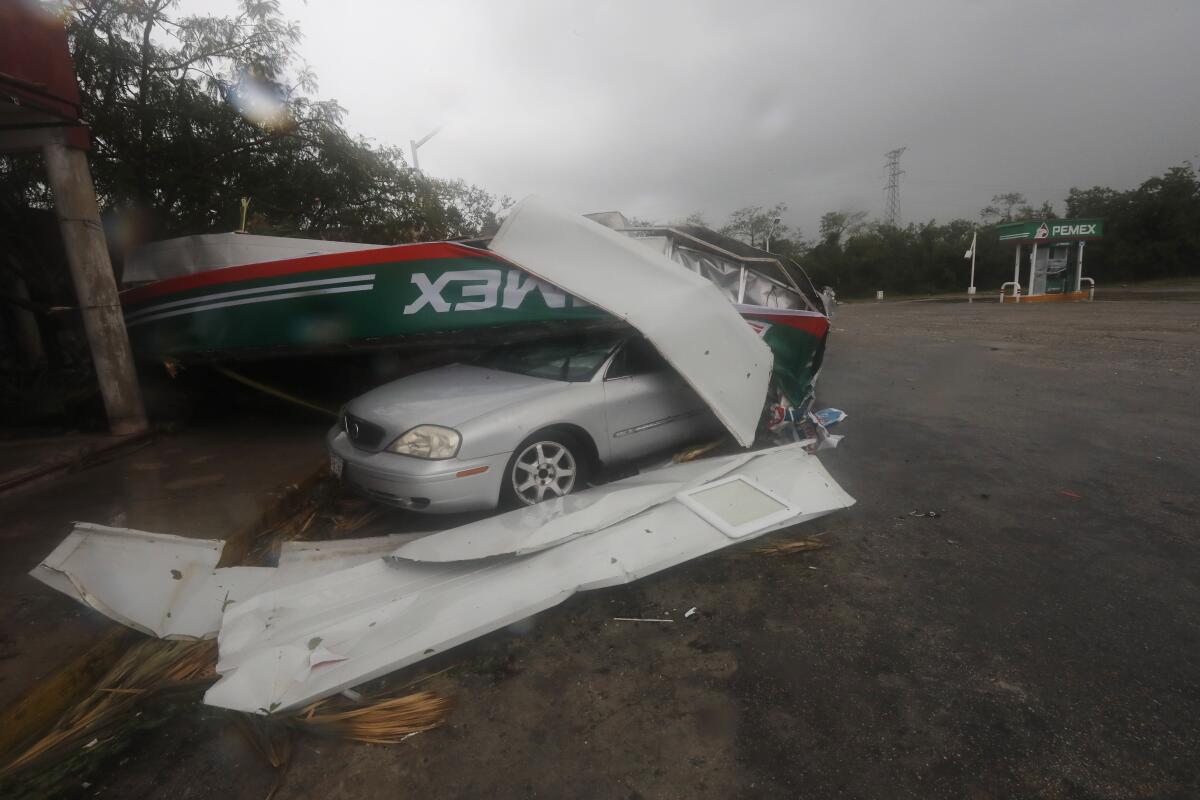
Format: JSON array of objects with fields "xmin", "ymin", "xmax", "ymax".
[{"xmin": 963, "ymin": 231, "xmax": 976, "ymax": 259}]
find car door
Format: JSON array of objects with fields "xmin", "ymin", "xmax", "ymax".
[{"xmin": 602, "ymin": 338, "xmax": 709, "ymax": 463}]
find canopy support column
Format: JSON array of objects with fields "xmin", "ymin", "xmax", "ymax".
[{"xmin": 43, "ymin": 142, "xmax": 148, "ymax": 436}]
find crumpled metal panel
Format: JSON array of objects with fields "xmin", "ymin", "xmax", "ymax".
[
  {"xmin": 490, "ymin": 196, "xmax": 773, "ymax": 447},
  {"xmin": 29, "ymin": 524, "xmax": 274, "ymax": 639},
  {"xmin": 29, "ymin": 528, "xmax": 421, "ymax": 640},
  {"xmin": 203, "ymin": 444, "xmax": 854, "ymax": 713}
]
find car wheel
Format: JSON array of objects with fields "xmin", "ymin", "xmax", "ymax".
[{"xmin": 502, "ymin": 430, "xmax": 589, "ymax": 508}]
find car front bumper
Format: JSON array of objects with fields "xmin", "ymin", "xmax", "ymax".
[{"xmin": 327, "ymin": 428, "xmax": 510, "ymax": 513}]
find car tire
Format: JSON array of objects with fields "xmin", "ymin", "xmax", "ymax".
[{"xmin": 500, "ymin": 428, "xmax": 591, "ymax": 509}]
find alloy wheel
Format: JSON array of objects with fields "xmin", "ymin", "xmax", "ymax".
[{"xmin": 511, "ymin": 440, "xmax": 578, "ymax": 505}]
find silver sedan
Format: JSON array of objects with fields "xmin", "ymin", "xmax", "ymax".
[{"xmin": 327, "ymin": 332, "xmax": 722, "ymax": 513}]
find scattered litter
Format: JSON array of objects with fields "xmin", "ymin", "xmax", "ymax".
[
  {"xmin": 672, "ymin": 440, "xmax": 725, "ymax": 464},
  {"xmin": 332, "ymin": 506, "xmax": 385, "ymax": 534},
  {"xmin": 82, "ymin": 738, "xmax": 98, "ymax": 750},
  {"xmin": 341, "ymin": 688, "xmax": 362, "ymax": 702},
  {"xmin": 767, "ymin": 406, "xmax": 846, "ymax": 451},
  {"xmin": 909, "ymin": 510, "xmax": 941, "ymax": 518},
  {"xmin": 812, "ymin": 408, "xmax": 847, "ymax": 428},
  {"xmin": 684, "ymin": 607, "xmax": 698, "ymax": 619},
  {"xmin": 756, "ymin": 536, "xmax": 827, "ymax": 556},
  {"xmin": 1058, "ymin": 490, "xmax": 1083, "ymax": 500},
  {"xmin": 613, "ymin": 618, "xmax": 674, "ymax": 623},
  {"xmin": 806, "ymin": 566, "xmax": 819, "ymax": 570}
]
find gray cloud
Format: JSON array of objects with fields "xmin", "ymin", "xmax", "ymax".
[{"xmin": 275, "ymin": 0, "xmax": 1199, "ymax": 236}]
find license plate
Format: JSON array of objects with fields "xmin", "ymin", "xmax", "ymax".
[{"xmin": 330, "ymin": 454, "xmax": 344, "ymax": 479}]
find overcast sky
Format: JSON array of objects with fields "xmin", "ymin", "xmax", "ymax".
[{"xmin": 220, "ymin": 0, "xmax": 1200, "ymax": 237}]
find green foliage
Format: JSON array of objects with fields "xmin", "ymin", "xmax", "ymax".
[
  {"xmin": 3, "ymin": 0, "xmax": 500, "ymax": 245},
  {"xmin": 701, "ymin": 161, "xmax": 1200, "ymax": 298},
  {"xmin": 1066, "ymin": 162, "xmax": 1200, "ymax": 282}
]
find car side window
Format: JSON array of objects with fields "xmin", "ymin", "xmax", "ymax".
[{"xmin": 606, "ymin": 339, "xmax": 667, "ymax": 380}]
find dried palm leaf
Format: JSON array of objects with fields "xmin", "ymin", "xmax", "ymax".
[
  {"xmin": 291, "ymin": 691, "xmax": 452, "ymax": 745},
  {"xmin": 672, "ymin": 439, "xmax": 725, "ymax": 464},
  {"xmin": 755, "ymin": 537, "xmax": 828, "ymax": 556},
  {"xmin": 2, "ymin": 639, "xmax": 216, "ymax": 776}
]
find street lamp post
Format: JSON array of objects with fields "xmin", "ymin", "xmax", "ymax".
[
  {"xmin": 965, "ymin": 229, "xmax": 978, "ymax": 302},
  {"xmin": 765, "ymin": 216, "xmax": 781, "ymax": 253}
]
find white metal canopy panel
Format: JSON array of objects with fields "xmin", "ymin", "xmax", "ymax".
[
  {"xmin": 391, "ymin": 451, "xmax": 763, "ymax": 563},
  {"xmin": 29, "ymin": 524, "xmax": 274, "ymax": 639},
  {"xmin": 29, "ymin": 527, "xmax": 424, "ymax": 639},
  {"xmin": 489, "ymin": 196, "xmax": 773, "ymax": 447},
  {"xmin": 123, "ymin": 233, "xmax": 384, "ymax": 285},
  {"xmin": 29, "ymin": 445, "xmax": 854, "ymax": 713},
  {"xmin": 203, "ymin": 444, "xmax": 853, "ymax": 713}
]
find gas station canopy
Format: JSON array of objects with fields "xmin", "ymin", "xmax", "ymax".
[
  {"xmin": 997, "ymin": 218, "xmax": 1105, "ymax": 303},
  {"xmin": 998, "ymin": 218, "xmax": 1105, "ymax": 244}
]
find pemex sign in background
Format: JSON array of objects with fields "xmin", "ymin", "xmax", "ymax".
[{"xmin": 997, "ymin": 218, "xmax": 1104, "ymax": 243}]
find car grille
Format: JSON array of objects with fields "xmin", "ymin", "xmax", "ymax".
[{"xmin": 344, "ymin": 413, "xmax": 386, "ymax": 449}]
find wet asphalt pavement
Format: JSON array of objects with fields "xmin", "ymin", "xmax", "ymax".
[{"xmin": 67, "ymin": 298, "xmax": 1200, "ymax": 798}]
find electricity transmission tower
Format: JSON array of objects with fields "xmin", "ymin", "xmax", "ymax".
[{"xmin": 883, "ymin": 146, "xmax": 907, "ymax": 226}]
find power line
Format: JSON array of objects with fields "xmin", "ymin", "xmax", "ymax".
[{"xmin": 883, "ymin": 146, "xmax": 907, "ymax": 226}]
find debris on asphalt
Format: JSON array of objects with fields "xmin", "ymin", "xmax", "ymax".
[
  {"xmin": 390, "ymin": 445, "xmax": 797, "ymax": 563},
  {"xmin": 204, "ymin": 443, "xmax": 853, "ymax": 715},
  {"xmin": 29, "ymin": 526, "xmax": 418, "ymax": 639},
  {"xmin": 332, "ymin": 505, "xmax": 385, "ymax": 534},
  {"xmin": 1, "ymin": 639, "xmax": 216, "ymax": 778},
  {"xmin": 812, "ymin": 408, "xmax": 847, "ymax": 428},
  {"xmin": 755, "ymin": 536, "xmax": 827, "ymax": 556},
  {"xmin": 613, "ymin": 618, "xmax": 674, "ymax": 623},
  {"xmin": 292, "ymin": 690, "xmax": 451, "ymax": 744},
  {"xmin": 909, "ymin": 510, "xmax": 941, "ymax": 518},
  {"xmin": 767, "ymin": 407, "xmax": 846, "ymax": 451},
  {"xmin": 1059, "ymin": 489, "xmax": 1083, "ymax": 500},
  {"xmin": 672, "ymin": 439, "xmax": 726, "ymax": 464},
  {"xmin": 31, "ymin": 443, "xmax": 854, "ymax": 716},
  {"xmin": 684, "ymin": 607, "xmax": 698, "ymax": 618}
]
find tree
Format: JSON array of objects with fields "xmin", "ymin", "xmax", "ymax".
[
  {"xmin": 818, "ymin": 210, "xmax": 868, "ymax": 248},
  {"xmin": 1066, "ymin": 162, "xmax": 1200, "ymax": 281},
  {"xmin": 678, "ymin": 212, "xmax": 710, "ymax": 228},
  {"xmin": 2, "ymin": 0, "xmax": 501, "ymax": 247},
  {"xmin": 720, "ymin": 203, "xmax": 790, "ymax": 249},
  {"xmin": 980, "ymin": 192, "xmax": 1027, "ymax": 223}
]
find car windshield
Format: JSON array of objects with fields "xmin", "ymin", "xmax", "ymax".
[{"xmin": 476, "ymin": 334, "xmax": 621, "ymax": 382}]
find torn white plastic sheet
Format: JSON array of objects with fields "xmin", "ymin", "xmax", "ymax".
[
  {"xmin": 489, "ymin": 196, "xmax": 773, "ymax": 447},
  {"xmin": 204, "ymin": 444, "xmax": 853, "ymax": 713},
  {"xmin": 30, "ymin": 528, "xmax": 423, "ymax": 639}
]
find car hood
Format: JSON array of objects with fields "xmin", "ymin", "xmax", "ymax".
[{"xmin": 346, "ymin": 364, "xmax": 567, "ymax": 437}]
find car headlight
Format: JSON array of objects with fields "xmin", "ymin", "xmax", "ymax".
[{"xmin": 386, "ymin": 425, "xmax": 461, "ymax": 459}]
